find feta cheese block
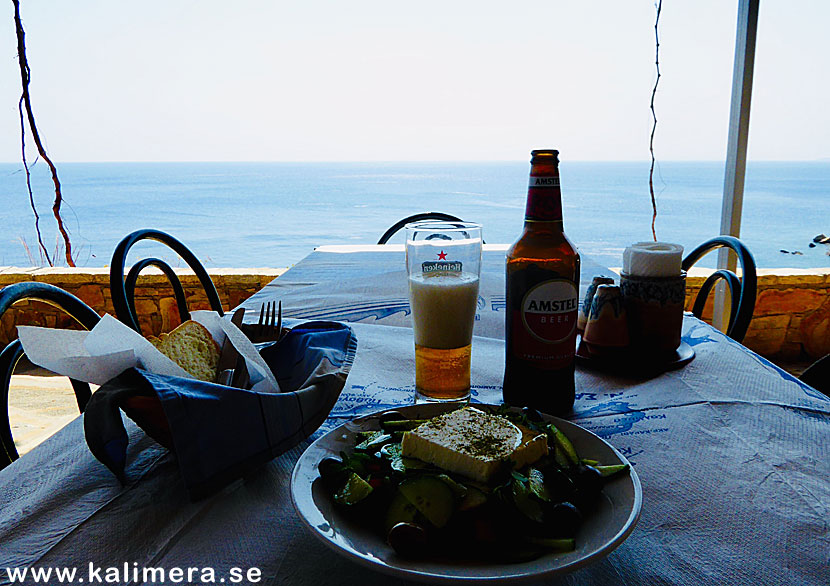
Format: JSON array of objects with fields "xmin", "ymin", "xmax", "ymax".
[{"xmin": 401, "ymin": 407, "xmax": 548, "ymax": 483}]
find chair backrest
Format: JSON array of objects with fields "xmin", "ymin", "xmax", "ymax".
[
  {"xmin": 377, "ymin": 212, "xmax": 465, "ymax": 245},
  {"xmin": 681, "ymin": 235, "xmax": 757, "ymax": 342},
  {"xmin": 799, "ymin": 354, "xmax": 830, "ymax": 397},
  {"xmin": 0, "ymin": 282, "xmax": 100, "ymax": 469},
  {"xmin": 110, "ymin": 229, "xmax": 224, "ymax": 334}
]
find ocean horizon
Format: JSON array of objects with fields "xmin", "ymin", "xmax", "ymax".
[{"xmin": 1, "ymin": 161, "xmax": 828, "ymax": 272}]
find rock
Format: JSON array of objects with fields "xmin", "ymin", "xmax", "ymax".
[
  {"xmin": 809, "ymin": 243, "xmax": 816, "ymax": 248},
  {"xmin": 792, "ymin": 251, "xmax": 804, "ymax": 255},
  {"xmin": 780, "ymin": 249, "xmax": 790, "ymax": 254},
  {"xmin": 813, "ymin": 233, "xmax": 830, "ymax": 244}
]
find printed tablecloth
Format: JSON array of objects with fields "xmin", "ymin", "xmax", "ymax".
[{"xmin": 1, "ymin": 246, "xmax": 827, "ymax": 586}]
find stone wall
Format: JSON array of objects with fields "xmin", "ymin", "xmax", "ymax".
[
  {"xmin": 684, "ymin": 268, "xmax": 830, "ymax": 360},
  {"xmin": 0, "ymin": 267, "xmax": 284, "ymax": 342},
  {"xmin": 0, "ymin": 266, "xmax": 828, "ymax": 363}
]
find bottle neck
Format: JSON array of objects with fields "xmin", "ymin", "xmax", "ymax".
[{"xmin": 524, "ymin": 162, "xmax": 563, "ymax": 225}]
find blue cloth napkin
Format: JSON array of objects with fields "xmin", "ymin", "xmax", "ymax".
[{"xmin": 84, "ymin": 321, "xmax": 357, "ymax": 499}]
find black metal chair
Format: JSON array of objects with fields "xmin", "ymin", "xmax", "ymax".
[
  {"xmin": 681, "ymin": 235, "xmax": 757, "ymax": 343},
  {"xmin": 110, "ymin": 229, "xmax": 224, "ymax": 334},
  {"xmin": 377, "ymin": 212, "xmax": 465, "ymax": 245},
  {"xmin": 1, "ymin": 282, "xmax": 100, "ymax": 469},
  {"xmin": 799, "ymin": 354, "xmax": 830, "ymax": 397}
]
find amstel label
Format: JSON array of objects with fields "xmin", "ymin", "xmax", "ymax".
[
  {"xmin": 506, "ymin": 263, "xmax": 579, "ymax": 369},
  {"xmin": 520, "ymin": 279, "xmax": 578, "ymax": 343},
  {"xmin": 528, "ymin": 176, "xmax": 561, "ymax": 188},
  {"xmin": 524, "ymin": 174, "xmax": 563, "ymax": 221}
]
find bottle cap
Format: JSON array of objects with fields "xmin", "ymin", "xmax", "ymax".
[{"xmin": 530, "ymin": 150, "xmax": 559, "ymax": 163}]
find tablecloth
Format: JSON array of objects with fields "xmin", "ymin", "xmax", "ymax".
[{"xmin": 1, "ymin": 246, "xmax": 828, "ymax": 586}]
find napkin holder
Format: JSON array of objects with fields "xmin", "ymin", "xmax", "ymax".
[
  {"xmin": 620, "ymin": 271, "xmax": 686, "ymax": 357},
  {"xmin": 619, "ymin": 241, "xmax": 686, "ymax": 357}
]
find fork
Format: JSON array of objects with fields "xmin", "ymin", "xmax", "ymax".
[{"xmin": 255, "ymin": 300, "xmax": 283, "ymax": 341}]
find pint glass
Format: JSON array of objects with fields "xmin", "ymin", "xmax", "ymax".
[{"xmin": 405, "ymin": 221, "xmax": 482, "ymax": 402}]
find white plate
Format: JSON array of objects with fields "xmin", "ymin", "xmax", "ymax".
[{"xmin": 291, "ymin": 403, "xmax": 642, "ymax": 584}]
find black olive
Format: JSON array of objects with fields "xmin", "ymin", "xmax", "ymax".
[
  {"xmin": 387, "ymin": 522, "xmax": 429, "ymax": 558},
  {"xmin": 379, "ymin": 410, "xmax": 406, "ymax": 424},
  {"xmin": 521, "ymin": 406, "xmax": 545, "ymax": 422},
  {"xmin": 571, "ymin": 465, "xmax": 604, "ymax": 513},
  {"xmin": 544, "ymin": 501, "xmax": 583, "ymax": 537},
  {"xmin": 318, "ymin": 457, "xmax": 344, "ymax": 478},
  {"xmin": 576, "ymin": 464, "xmax": 604, "ymax": 495},
  {"xmin": 543, "ymin": 467, "xmax": 576, "ymax": 502},
  {"xmin": 318, "ymin": 457, "xmax": 348, "ymax": 490}
]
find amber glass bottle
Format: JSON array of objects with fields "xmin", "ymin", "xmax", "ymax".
[{"xmin": 503, "ymin": 150, "xmax": 580, "ymax": 415}]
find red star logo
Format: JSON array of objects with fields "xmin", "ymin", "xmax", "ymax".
[{"xmin": 437, "ymin": 250, "xmax": 447, "ymax": 260}]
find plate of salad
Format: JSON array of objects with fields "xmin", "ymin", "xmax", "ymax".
[{"xmin": 290, "ymin": 403, "xmax": 642, "ymax": 583}]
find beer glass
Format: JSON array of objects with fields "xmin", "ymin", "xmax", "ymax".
[{"xmin": 405, "ymin": 221, "xmax": 482, "ymax": 402}]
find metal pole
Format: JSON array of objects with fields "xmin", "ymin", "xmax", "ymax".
[{"xmin": 716, "ymin": 0, "xmax": 760, "ymax": 330}]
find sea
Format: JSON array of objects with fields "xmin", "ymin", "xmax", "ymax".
[{"xmin": 0, "ymin": 161, "xmax": 828, "ymax": 271}]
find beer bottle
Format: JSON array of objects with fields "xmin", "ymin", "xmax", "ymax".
[{"xmin": 503, "ymin": 149, "xmax": 580, "ymax": 415}]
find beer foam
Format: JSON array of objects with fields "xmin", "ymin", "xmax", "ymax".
[{"xmin": 409, "ymin": 272, "xmax": 480, "ymax": 349}]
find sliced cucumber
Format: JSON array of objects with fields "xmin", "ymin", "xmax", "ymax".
[
  {"xmin": 527, "ymin": 467, "xmax": 551, "ymax": 502},
  {"xmin": 384, "ymin": 490, "xmax": 421, "ymax": 533},
  {"xmin": 546, "ymin": 423, "xmax": 580, "ymax": 468},
  {"xmin": 436, "ymin": 474, "xmax": 467, "ymax": 499},
  {"xmin": 458, "ymin": 485, "xmax": 488, "ymax": 511},
  {"xmin": 525, "ymin": 537, "xmax": 576, "ymax": 552},
  {"xmin": 380, "ymin": 419, "xmax": 427, "ymax": 432},
  {"xmin": 595, "ymin": 463, "xmax": 630, "ymax": 479},
  {"xmin": 333, "ymin": 472, "xmax": 373, "ymax": 506},
  {"xmin": 399, "ymin": 476, "xmax": 455, "ymax": 528},
  {"xmin": 511, "ymin": 477, "xmax": 545, "ymax": 524}
]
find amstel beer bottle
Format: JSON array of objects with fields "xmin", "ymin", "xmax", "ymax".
[{"xmin": 503, "ymin": 150, "xmax": 580, "ymax": 415}]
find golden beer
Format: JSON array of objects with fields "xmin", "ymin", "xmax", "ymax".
[
  {"xmin": 409, "ymin": 271, "xmax": 480, "ymax": 401},
  {"xmin": 414, "ymin": 343, "xmax": 472, "ymax": 400}
]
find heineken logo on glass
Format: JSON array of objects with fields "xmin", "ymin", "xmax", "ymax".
[
  {"xmin": 521, "ymin": 279, "xmax": 578, "ymax": 342},
  {"xmin": 422, "ymin": 250, "xmax": 462, "ymax": 274}
]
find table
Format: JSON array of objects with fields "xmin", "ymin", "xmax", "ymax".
[
  {"xmin": 243, "ymin": 244, "xmax": 614, "ymax": 339},
  {"xmin": 1, "ymin": 246, "xmax": 828, "ymax": 586}
]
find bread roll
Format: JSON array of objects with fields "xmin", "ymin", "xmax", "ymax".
[{"xmin": 148, "ymin": 320, "xmax": 221, "ymax": 382}]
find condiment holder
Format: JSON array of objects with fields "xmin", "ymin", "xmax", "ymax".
[
  {"xmin": 582, "ymin": 284, "xmax": 629, "ymax": 354},
  {"xmin": 578, "ymin": 276, "xmax": 615, "ymax": 333},
  {"xmin": 577, "ymin": 241, "xmax": 695, "ymax": 372},
  {"xmin": 619, "ymin": 242, "xmax": 685, "ymax": 358}
]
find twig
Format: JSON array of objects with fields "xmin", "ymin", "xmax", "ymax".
[
  {"xmin": 19, "ymin": 236, "xmax": 36, "ymax": 266},
  {"xmin": 13, "ymin": 0, "xmax": 74, "ymax": 266},
  {"xmin": 19, "ymin": 96, "xmax": 50, "ymax": 266},
  {"xmin": 648, "ymin": 0, "xmax": 662, "ymax": 242}
]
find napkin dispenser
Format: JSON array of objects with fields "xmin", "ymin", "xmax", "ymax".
[{"xmin": 620, "ymin": 242, "xmax": 686, "ymax": 356}]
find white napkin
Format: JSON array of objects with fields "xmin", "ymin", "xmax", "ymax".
[
  {"xmin": 18, "ymin": 311, "xmax": 280, "ymax": 393},
  {"xmin": 622, "ymin": 241, "xmax": 684, "ymax": 277}
]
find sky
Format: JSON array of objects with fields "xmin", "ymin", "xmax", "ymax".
[{"xmin": 0, "ymin": 0, "xmax": 828, "ymax": 162}]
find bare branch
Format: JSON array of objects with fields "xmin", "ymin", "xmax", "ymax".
[
  {"xmin": 13, "ymin": 0, "xmax": 74, "ymax": 266},
  {"xmin": 649, "ymin": 0, "xmax": 663, "ymax": 242},
  {"xmin": 19, "ymin": 96, "xmax": 51, "ymax": 266}
]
